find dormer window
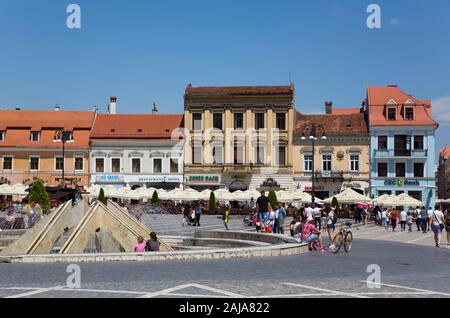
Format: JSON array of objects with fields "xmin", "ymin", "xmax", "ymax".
[
  {"xmin": 387, "ymin": 107, "xmax": 396, "ymax": 121},
  {"xmin": 0, "ymin": 131, "xmax": 4, "ymax": 141},
  {"xmin": 30, "ymin": 131, "xmax": 40, "ymax": 142},
  {"xmin": 405, "ymin": 107, "xmax": 414, "ymax": 120}
]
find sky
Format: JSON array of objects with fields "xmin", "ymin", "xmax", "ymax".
[{"xmin": 0, "ymin": 0, "xmax": 449, "ymax": 157}]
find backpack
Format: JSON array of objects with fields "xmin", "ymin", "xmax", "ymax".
[{"xmin": 332, "ymin": 212, "xmax": 338, "ymax": 225}]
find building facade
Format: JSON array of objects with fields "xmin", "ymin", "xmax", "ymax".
[
  {"xmin": 437, "ymin": 146, "xmax": 450, "ymax": 199},
  {"xmin": 0, "ymin": 109, "xmax": 95, "ymax": 188},
  {"xmin": 293, "ymin": 107, "xmax": 370, "ymax": 199},
  {"xmin": 366, "ymin": 85, "xmax": 438, "ymax": 208},
  {"xmin": 183, "ymin": 84, "xmax": 295, "ymax": 191},
  {"xmin": 89, "ymin": 112, "xmax": 184, "ymax": 190}
]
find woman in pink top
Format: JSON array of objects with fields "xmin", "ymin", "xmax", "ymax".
[
  {"xmin": 134, "ymin": 236, "xmax": 146, "ymax": 252},
  {"xmin": 302, "ymin": 217, "xmax": 326, "ymax": 252}
]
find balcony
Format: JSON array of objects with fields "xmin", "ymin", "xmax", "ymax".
[
  {"xmin": 374, "ymin": 149, "xmax": 428, "ymax": 158},
  {"xmin": 314, "ymin": 170, "xmax": 344, "ymax": 182}
]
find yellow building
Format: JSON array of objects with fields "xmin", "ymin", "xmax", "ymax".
[
  {"xmin": 0, "ymin": 109, "xmax": 96, "ymax": 188},
  {"xmin": 293, "ymin": 107, "xmax": 370, "ymax": 199},
  {"xmin": 184, "ymin": 84, "xmax": 295, "ymax": 191}
]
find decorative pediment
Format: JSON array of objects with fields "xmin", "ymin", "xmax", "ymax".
[
  {"xmin": 386, "ymin": 99, "xmax": 398, "ymax": 105},
  {"xmin": 348, "ymin": 147, "xmax": 362, "ymax": 154},
  {"xmin": 300, "ymin": 146, "xmax": 313, "ymax": 154},
  {"xmin": 149, "ymin": 151, "xmax": 165, "ymax": 158},
  {"xmin": 108, "ymin": 152, "xmax": 123, "ymax": 158},
  {"xmin": 404, "ymin": 99, "xmax": 415, "ymax": 105},
  {"xmin": 319, "ymin": 146, "xmax": 334, "ymax": 154},
  {"xmin": 92, "ymin": 151, "xmax": 107, "ymax": 158},
  {"xmin": 128, "ymin": 152, "xmax": 144, "ymax": 158}
]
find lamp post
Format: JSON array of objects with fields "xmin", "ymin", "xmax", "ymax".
[
  {"xmin": 53, "ymin": 130, "xmax": 73, "ymax": 187},
  {"xmin": 301, "ymin": 124, "xmax": 326, "ymax": 205}
]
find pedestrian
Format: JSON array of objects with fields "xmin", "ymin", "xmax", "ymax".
[
  {"xmin": 444, "ymin": 209, "xmax": 450, "ymax": 246},
  {"xmin": 400, "ymin": 209, "xmax": 407, "ymax": 232},
  {"xmin": 134, "ymin": 236, "xmax": 146, "ymax": 252},
  {"xmin": 22, "ymin": 201, "xmax": 31, "ymax": 229},
  {"xmin": 183, "ymin": 201, "xmax": 190, "ymax": 226},
  {"xmin": 293, "ymin": 217, "xmax": 304, "ymax": 241},
  {"xmin": 430, "ymin": 207, "xmax": 445, "ymax": 247},
  {"xmin": 407, "ymin": 211, "xmax": 413, "ymax": 233},
  {"xmin": 145, "ymin": 232, "xmax": 160, "ymax": 252},
  {"xmin": 326, "ymin": 207, "xmax": 335, "ymax": 247},
  {"xmin": 194, "ymin": 202, "xmax": 201, "ymax": 227},
  {"xmin": 273, "ymin": 204, "xmax": 280, "ymax": 234},
  {"xmin": 305, "ymin": 204, "xmax": 313, "ymax": 220},
  {"xmin": 414, "ymin": 206, "xmax": 421, "ymax": 231},
  {"xmin": 420, "ymin": 207, "xmax": 429, "ymax": 233},
  {"xmin": 312, "ymin": 204, "xmax": 321, "ymax": 230},
  {"xmin": 5, "ymin": 211, "xmax": 16, "ymax": 229},
  {"xmin": 427, "ymin": 207, "xmax": 433, "ymax": 232},
  {"xmin": 290, "ymin": 219, "xmax": 296, "ymax": 237},
  {"xmin": 381, "ymin": 209, "xmax": 388, "ymax": 229},
  {"xmin": 278, "ymin": 203, "xmax": 286, "ymax": 235},
  {"xmin": 222, "ymin": 205, "xmax": 230, "ymax": 231},
  {"xmin": 256, "ymin": 190, "xmax": 271, "ymax": 233},
  {"xmin": 390, "ymin": 208, "xmax": 398, "ymax": 232}
]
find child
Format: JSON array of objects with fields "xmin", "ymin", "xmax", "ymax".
[{"xmin": 407, "ymin": 212, "xmax": 413, "ymax": 233}]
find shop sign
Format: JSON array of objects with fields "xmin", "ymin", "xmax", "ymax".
[
  {"xmin": 384, "ymin": 179, "xmax": 420, "ymax": 187},
  {"xmin": 95, "ymin": 175, "xmax": 124, "ymax": 183},
  {"xmin": 187, "ymin": 175, "xmax": 221, "ymax": 184}
]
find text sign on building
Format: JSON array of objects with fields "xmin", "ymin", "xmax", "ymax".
[
  {"xmin": 96, "ymin": 175, "xmax": 124, "ymax": 183},
  {"xmin": 187, "ymin": 175, "xmax": 221, "ymax": 184},
  {"xmin": 384, "ymin": 179, "xmax": 420, "ymax": 187}
]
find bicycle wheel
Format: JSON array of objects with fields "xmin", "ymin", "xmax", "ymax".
[
  {"xmin": 344, "ymin": 231, "xmax": 353, "ymax": 253},
  {"xmin": 330, "ymin": 232, "xmax": 344, "ymax": 253}
]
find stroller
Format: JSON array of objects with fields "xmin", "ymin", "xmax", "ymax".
[{"xmin": 188, "ymin": 211, "xmax": 196, "ymax": 226}]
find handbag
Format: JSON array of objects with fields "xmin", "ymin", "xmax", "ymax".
[{"xmin": 433, "ymin": 211, "xmax": 445, "ymax": 231}]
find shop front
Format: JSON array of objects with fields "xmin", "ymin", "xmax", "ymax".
[
  {"xmin": 371, "ymin": 178, "xmax": 436, "ymax": 208},
  {"xmin": 91, "ymin": 174, "xmax": 183, "ymax": 190}
]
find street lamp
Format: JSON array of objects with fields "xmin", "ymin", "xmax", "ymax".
[
  {"xmin": 53, "ymin": 129, "xmax": 74, "ymax": 187},
  {"xmin": 301, "ymin": 124, "xmax": 326, "ymax": 205}
]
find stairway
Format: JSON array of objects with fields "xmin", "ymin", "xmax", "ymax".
[
  {"xmin": 248, "ymin": 173, "xmax": 294, "ymax": 191},
  {"xmin": 0, "ymin": 229, "xmax": 27, "ymax": 253}
]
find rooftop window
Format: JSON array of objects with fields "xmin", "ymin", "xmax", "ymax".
[
  {"xmin": 387, "ymin": 107, "xmax": 396, "ymax": 121},
  {"xmin": 405, "ymin": 107, "xmax": 414, "ymax": 120}
]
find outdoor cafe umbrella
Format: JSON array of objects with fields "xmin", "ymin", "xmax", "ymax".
[
  {"xmin": 382, "ymin": 193, "xmax": 423, "ymax": 207},
  {"xmin": 373, "ymin": 194, "xmax": 395, "ymax": 206},
  {"xmin": 324, "ymin": 188, "xmax": 372, "ymax": 204}
]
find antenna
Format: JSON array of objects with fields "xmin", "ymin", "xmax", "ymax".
[{"xmin": 289, "ymin": 72, "xmax": 292, "ymax": 84}]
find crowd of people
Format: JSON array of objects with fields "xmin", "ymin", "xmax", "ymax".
[
  {"xmin": 373, "ymin": 205, "xmax": 450, "ymax": 248},
  {"xmin": 0, "ymin": 200, "xmax": 44, "ymax": 230}
]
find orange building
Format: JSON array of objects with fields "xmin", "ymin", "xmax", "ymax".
[{"xmin": 0, "ymin": 108, "xmax": 96, "ymax": 187}]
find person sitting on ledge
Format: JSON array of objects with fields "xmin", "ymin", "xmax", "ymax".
[{"xmin": 146, "ymin": 232, "xmax": 160, "ymax": 252}]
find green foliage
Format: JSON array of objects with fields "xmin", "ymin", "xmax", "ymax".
[
  {"xmin": 209, "ymin": 192, "xmax": 216, "ymax": 211},
  {"xmin": 151, "ymin": 190, "xmax": 160, "ymax": 204},
  {"xmin": 98, "ymin": 188, "xmax": 106, "ymax": 205},
  {"xmin": 332, "ymin": 197, "xmax": 339, "ymax": 208},
  {"xmin": 268, "ymin": 190, "xmax": 278, "ymax": 207},
  {"xmin": 28, "ymin": 180, "xmax": 50, "ymax": 213}
]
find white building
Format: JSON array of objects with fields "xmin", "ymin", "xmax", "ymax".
[{"xmin": 89, "ymin": 103, "xmax": 184, "ymax": 190}]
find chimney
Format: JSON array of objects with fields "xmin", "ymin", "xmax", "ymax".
[
  {"xmin": 92, "ymin": 105, "xmax": 98, "ymax": 112},
  {"xmin": 325, "ymin": 101, "xmax": 333, "ymax": 115},
  {"xmin": 54, "ymin": 104, "xmax": 60, "ymax": 111},
  {"xmin": 387, "ymin": 84, "xmax": 398, "ymax": 88},
  {"xmin": 152, "ymin": 102, "xmax": 158, "ymax": 114},
  {"xmin": 15, "ymin": 108, "xmax": 21, "ymax": 111},
  {"xmin": 109, "ymin": 96, "xmax": 117, "ymax": 114}
]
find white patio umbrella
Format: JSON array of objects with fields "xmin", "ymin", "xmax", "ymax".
[
  {"xmin": 373, "ymin": 194, "xmax": 395, "ymax": 206},
  {"xmin": 276, "ymin": 190, "xmax": 294, "ymax": 202},
  {"xmin": 324, "ymin": 188, "xmax": 372, "ymax": 204},
  {"xmin": 199, "ymin": 189, "xmax": 213, "ymax": 200},
  {"xmin": 216, "ymin": 190, "xmax": 234, "ymax": 201},
  {"xmin": 232, "ymin": 190, "xmax": 249, "ymax": 201},
  {"xmin": 9, "ymin": 184, "xmax": 27, "ymax": 196},
  {"xmin": 0, "ymin": 184, "xmax": 12, "ymax": 195},
  {"xmin": 383, "ymin": 193, "xmax": 423, "ymax": 207}
]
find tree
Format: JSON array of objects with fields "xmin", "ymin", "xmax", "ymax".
[
  {"xmin": 332, "ymin": 197, "xmax": 339, "ymax": 209},
  {"xmin": 268, "ymin": 190, "xmax": 278, "ymax": 208},
  {"xmin": 151, "ymin": 190, "xmax": 160, "ymax": 204},
  {"xmin": 209, "ymin": 192, "xmax": 216, "ymax": 212},
  {"xmin": 98, "ymin": 188, "xmax": 106, "ymax": 205},
  {"xmin": 28, "ymin": 180, "xmax": 51, "ymax": 214}
]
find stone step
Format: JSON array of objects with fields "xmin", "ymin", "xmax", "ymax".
[
  {"xmin": 0, "ymin": 229, "xmax": 27, "ymax": 237},
  {"xmin": 183, "ymin": 237, "xmax": 271, "ymax": 248},
  {"xmin": 0, "ymin": 236, "xmax": 20, "ymax": 248}
]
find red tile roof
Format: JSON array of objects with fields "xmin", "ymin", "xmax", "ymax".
[
  {"xmin": 440, "ymin": 146, "xmax": 450, "ymax": 160},
  {"xmin": 367, "ymin": 86, "xmax": 438, "ymax": 127},
  {"xmin": 185, "ymin": 84, "xmax": 294, "ymax": 96},
  {"xmin": 294, "ymin": 113, "xmax": 368, "ymax": 135},
  {"xmin": 0, "ymin": 110, "xmax": 95, "ymax": 131},
  {"xmin": 331, "ymin": 108, "xmax": 362, "ymax": 115},
  {"xmin": 0, "ymin": 110, "xmax": 95, "ymax": 148},
  {"xmin": 90, "ymin": 114, "xmax": 183, "ymax": 139}
]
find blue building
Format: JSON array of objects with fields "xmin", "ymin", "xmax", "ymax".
[{"xmin": 366, "ymin": 85, "xmax": 438, "ymax": 209}]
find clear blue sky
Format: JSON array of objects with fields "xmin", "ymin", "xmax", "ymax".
[{"xmin": 1, "ymin": 0, "xmax": 449, "ymax": 155}]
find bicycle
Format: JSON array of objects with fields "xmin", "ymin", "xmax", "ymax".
[{"xmin": 330, "ymin": 222, "xmax": 353, "ymax": 253}]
